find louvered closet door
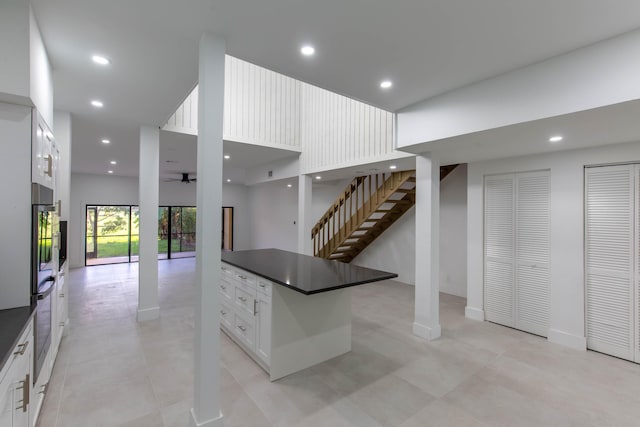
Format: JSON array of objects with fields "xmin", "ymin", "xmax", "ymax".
[
  {"xmin": 515, "ymin": 172, "xmax": 550, "ymax": 336},
  {"xmin": 636, "ymin": 167, "xmax": 640, "ymax": 363},
  {"xmin": 484, "ymin": 175, "xmax": 515, "ymax": 327},
  {"xmin": 585, "ymin": 165, "xmax": 635, "ymax": 361}
]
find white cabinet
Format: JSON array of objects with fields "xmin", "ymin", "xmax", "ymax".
[
  {"xmin": 220, "ymin": 263, "xmax": 270, "ymax": 370},
  {"xmin": 31, "ymin": 111, "xmax": 55, "ymax": 190},
  {"xmin": 0, "ymin": 319, "xmax": 33, "ymax": 427},
  {"xmin": 255, "ymin": 291, "xmax": 272, "ymax": 365}
]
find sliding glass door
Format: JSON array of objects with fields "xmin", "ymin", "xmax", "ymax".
[
  {"xmin": 85, "ymin": 205, "xmax": 133, "ymax": 265},
  {"xmin": 86, "ymin": 205, "xmax": 233, "ymax": 265}
]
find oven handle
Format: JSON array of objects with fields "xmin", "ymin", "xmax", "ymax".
[{"xmin": 37, "ymin": 278, "xmax": 56, "ymax": 299}]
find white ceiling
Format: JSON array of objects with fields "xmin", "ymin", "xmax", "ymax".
[{"xmin": 29, "ymin": 0, "xmax": 640, "ymax": 179}]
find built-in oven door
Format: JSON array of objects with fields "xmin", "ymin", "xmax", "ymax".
[{"xmin": 34, "ymin": 280, "xmax": 54, "ymax": 383}]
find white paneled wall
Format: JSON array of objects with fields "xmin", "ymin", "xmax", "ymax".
[
  {"xmin": 164, "ymin": 86, "xmax": 198, "ymax": 135},
  {"xmin": 163, "ymin": 55, "xmax": 402, "ymax": 174},
  {"xmin": 163, "ymin": 56, "xmax": 302, "ymax": 151},
  {"xmin": 224, "ymin": 56, "xmax": 300, "ymax": 149},
  {"xmin": 300, "ymin": 83, "xmax": 396, "ymax": 174}
]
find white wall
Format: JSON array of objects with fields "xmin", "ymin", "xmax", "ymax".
[
  {"xmin": 221, "ymin": 184, "xmax": 250, "ymax": 251},
  {"xmin": 0, "ymin": 103, "xmax": 33, "ymax": 309},
  {"xmin": 164, "ymin": 55, "xmax": 302, "ymax": 152},
  {"xmin": 300, "ymin": 83, "xmax": 408, "ymax": 174},
  {"xmin": 29, "ymin": 6, "xmax": 53, "ymax": 126},
  {"xmin": 466, "ymin": 140, "xmax": 640, "ymax": 350},
  {"xmin": 398, "ymin": 28, "xmax": 640, "ymax": 150},
  {"xmin": 245, "ymin": 156, "xmax": 300, "ymax": 186},
  {"xmin": 248, "ymin": 180, "xmax": 298, "ymax": 251},
  {"xmin": 439, "ymin": 164, "xmax": 467, "ymax": 297},
  {"xmin": 0, "ymin": 0, "xmax": 29, "ymax": 104},
  {"xmin": 352, "ymin": 207, "xmax": 416, "ymax": 285},
  {"xmin": 53, "ymin": 112, "xmax": 72, "ymax": 221},
  {"xmin": 69, "ymin": 174, "xmax": 250, "ymax": 267}
]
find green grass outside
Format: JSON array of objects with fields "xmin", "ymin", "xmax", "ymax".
[{"xmin": 86, "ymin": 235, "xmax": 195, "ymax": 259}]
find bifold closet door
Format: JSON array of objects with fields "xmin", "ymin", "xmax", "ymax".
[
  {"xmin": 515, "ymin": 172, "xmax": 550, "ymax": 336},
  {"xmin": 585, "ymin": 165, "xmax": 635, "ymax": 361},
  {"xmin": 484, "ymin": 175, "xmax": 515, "ymax": 328},
  {"xmin": 484, "ymin": 171, "xmax": 550, "ymax": 336}
]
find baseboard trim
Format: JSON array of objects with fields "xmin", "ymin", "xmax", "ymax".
[
  {"xmin": 413, "ymin": 322, "xmax": 441, "ymax": 341},
  {"xmin": 547, "ymin": 328, "xmax": 586, "ymax": 351},
  {"xmin": 465, "ymin": 306, "xmax": 485, "ymax": 322},
  {"xmin": 136, "ymin": 306, "xmax": 160, "ymax": 322},
  {"xmin": 190, "ymin": 408, "xmax": 224, "ymax": 427}
]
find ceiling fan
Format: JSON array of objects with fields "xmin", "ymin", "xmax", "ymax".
[{"xmin": 164, "ymin": 172, "xmax": 196, "ymax": 183}]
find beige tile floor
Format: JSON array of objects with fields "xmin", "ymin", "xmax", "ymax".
[{"xmin": 37, "ymin": 258, "xmax": 640, "ymax": 427}]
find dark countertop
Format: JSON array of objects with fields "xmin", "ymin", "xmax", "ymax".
[
  {"xmin": 221, "ymin": 248, "xmax": 397, "ymax": 295},
  {"xmin": 0, "ymin": 305, "xmax": 35, "ymax": 373}
]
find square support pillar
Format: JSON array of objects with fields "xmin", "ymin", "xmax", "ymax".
[
  {"xmin": 138, "ymin": 125, "xmax": 159, "ymax": 322},
  {"xmin": 297, "ymin": 174, "xmax": 313, "ymax": 255},
  {"xmin": 190, "ymin": 32, "xmax": 225, "ymax": 427},
  {"xmin": 413, "ymin": 152, "xmax": 441, "ymax": 340}
]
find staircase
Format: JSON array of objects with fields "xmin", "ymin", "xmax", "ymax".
[{"xmin": 311, "ymin": 165, "xmax": 459, "ymax": 263}]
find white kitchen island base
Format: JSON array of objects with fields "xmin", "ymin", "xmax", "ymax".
[
  {"xmin": 220, "ymin": 250, "xmax": 396, "ymax": 382},
  {"xmin": 270, "ymin": 285, "xmax": 351, "ymax": 380},
  {"xmin": 220, "ymin": 265, "xmax": 352, "ymax": 381}
]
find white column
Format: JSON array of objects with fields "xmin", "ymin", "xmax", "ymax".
[
  {"xmin": 137, "ymin": 125, "xmax": 160, "ymax": 322},
  {"xmin": 297, "ymin": 174, "xmax": 313, "ymax": 255},
  {"xmin": 413, "ymin": 152, "xmax": 441, "ymax": 340},
  {"xmin": 191, "ymin": 33, "xmax": 225, "ymax": 427},
  {"xmin": 465, "ymin": 164, "xmax": 485, "ymax": 321}
]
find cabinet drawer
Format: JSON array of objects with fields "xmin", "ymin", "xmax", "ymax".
[
  {"xmin": 233, "ymin": 312, "xmax": 256, "ymax": 351},
  {"xmin": 220, "ymin": 302, "xmax": 233, "ymax": 330},
  {"xmin": 233, "ymin": 270, "xmax": 256, "ymax": 287},
  {"xmin": 221, "ymin": 263, "xmax": 234, "ymax": 278},
  {"xmin": 234, "ymin": 284, "xmax": 256, "ymax": 316},
  {"xmin": 219, "ymin": 277, "xmax": 233, "ymax": 302},
  {"xmin": 257, "ymin": 278, "xmax": 272, "ymax": 297}
]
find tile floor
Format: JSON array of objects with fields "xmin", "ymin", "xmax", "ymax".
[{"xmin": 37, "ymin": 258, "xmax": 640, "ymax": 426}]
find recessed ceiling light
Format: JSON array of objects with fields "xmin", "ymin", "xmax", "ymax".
[
  {"xmin": 92, "ymin": 55, "xmax": 110, "ymax": 65},
  {"xmin": 101, "ymin": 139, "xmax": 110, "ymax": 144},
  {"xmin": 315, "ymin": 176, "xmax": 322, "ymax": 180},
  {"xmin": 380, "ymin": 80, "xmax": 393, "ymax": 89},
  {"xmin": 301, "ymin": 45, "xmax": 315, "ymax": 56},
  {"xmin": 107, "ymin": 170, "xmax": 113, "ymax": 174},
  {"xmin": 224, "ymin": 155, "xmax": 230, "ymax": 160},
  {"xmin": 549, "ymin": 135, "xmax": 563, "ymax": 143},
  {"xmin": 110, "ymin": 160, "xmax": 117, "ymax": 165},
  {"xmin": 226, "ymin": 178, "xmax": 231, "ymax": 183},
  {"xmin": 389, "ymin": 165, "xmax": 397, "ymax": 170},
  {"xmin": 91, "ymin": 100, "xmax": 103, "ymax": 108},
  {"xmin": 287, "ymin": 184, "xmax": 292, "ymax": 188}
]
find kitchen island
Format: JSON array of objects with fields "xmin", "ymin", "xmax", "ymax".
[{"xmin": 220, "ymin": 248, "xmax": 397, "ymax": 380}]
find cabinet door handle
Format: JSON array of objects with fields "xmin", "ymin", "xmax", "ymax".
[
  {"xmin": 220, "ymin": 285, "xmax": 226, "ymax": 290},
  {"xmin": 14, "ymin": 341, "xmax": 28, "ymax": 356},
  {"xmin": 238, "ymin": 275, "xmax": 247, "ymax": 280},
  {"xmin": 45, "ymin": 154, "xmax": 53, "ymax": 177},
  {"xmin": 254, "ymin": 300, "xmax": 258, "ymax": 316},
  {"xmin": 238, "ymin": 296, "xmax": 247, "ymax": 302},
  {"xmin": 59, "ymin": 293, "xmax": 65, "ymax": 298},
  {"xmin": 15, "ymin": 374, "xmax": 29, "ymax": 412},
  {"xmin": 220, "ymin": 310, "xmax": 226, "ymax": 316},
  {"xmin": 237, "ymin": 325, "xmax": 246, "ymax": 332},
  {"xmin": 259, "ymin": 283, "xmax": 266, "ymax": 288}
]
